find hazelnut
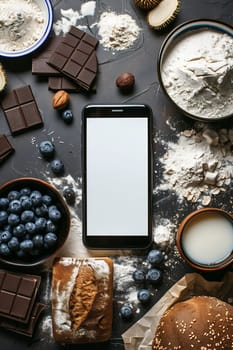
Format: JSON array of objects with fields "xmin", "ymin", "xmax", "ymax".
[
  {"xmin": 116, "ymin": 72, "xmax": 135, "ymax": 91},
  {"xmin": 52, "ymin": 90, "xmax": 70, "ymax": 110}
]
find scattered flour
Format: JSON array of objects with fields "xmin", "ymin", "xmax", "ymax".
[
  {"xmin": 156, "ymin": 126, "xmax": 233, "ymax": 205},
  {"xmin": 153, "ymin": 218, "xmax": 176, "ymax": 249},
  {"xmin": 53, "ymin": 1, "xmax": 96, "ymax": 35},
  {"xmin": 96, "ymin": 11, "xmax": 141, "ymax": 51}
]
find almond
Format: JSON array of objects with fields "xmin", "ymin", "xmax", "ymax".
[{"xmin": 52, "ymin": 90, "xmax": 70, "ymax": 110}]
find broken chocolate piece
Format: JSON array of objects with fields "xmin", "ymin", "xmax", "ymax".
[
  {"xmin": 0, "ymin": 134, "xmax": 14, "ymax": 163},
  {"xmin": 32, "ymin": 36, "xmax": 63, "ymax": 76},
  {"xmin": 0, "ymin": 302, "xmax": 45, "ymax": 337},
  {"xmin": 48, "ymin": 77, "xmax": 81, "ymax": 91},
  {"xmin": 0, "ymin": 270, "xmax": 41, "ymax": 324},
  {"xmin": 1, "ymin": 85, "xmax": 43, "ymax": 135},
  {"xmin": 48, "ymin": 26, "xmax": 99, "ymax": 91}
]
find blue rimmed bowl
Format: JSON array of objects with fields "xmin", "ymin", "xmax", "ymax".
[
  {"xmin": 157, "ymin": 19, "xmax": 233, "ymax": 122},
  {"xmin": 0, "ymin": 0, "xmax": 53, "ymax": 58}
]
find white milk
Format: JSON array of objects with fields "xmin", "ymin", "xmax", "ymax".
[{"xmin": 181, "ymin": 212, "xmax": 233, "ymax": 265}]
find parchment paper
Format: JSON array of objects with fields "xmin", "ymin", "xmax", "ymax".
[{"xmin": 122, "ymin": 272, "xmax": 233, "ymax": 350}]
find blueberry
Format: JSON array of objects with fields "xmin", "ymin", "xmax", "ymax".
[
  {"xmin": 21, "ymin": 197, "xmax": 32, "ymax": 210},
  {"xmin": 25, "ymin": 222, "xmax": 36, "ymax": 235},
  {"xmin": 35, "ymin": 204, "xmax": 48, "ymax": 217},
  {"xmin": 20, "ymin": 187, "xmax": 31, "ymax": 196},
  {"xmin": 44, "ymin": 232, "xmax": 57, "ymax": 248},
  {"xmin": 21, "ymin": 210, "xmax": 34, "ymax": 223},
  {"xmin": 63, "ymin": 187, "xmax": 76, "ymax": 205},
  {"xmin": 8, "ymin": 237, "xmax": 19, "ymax": 251},
  {"xmin": 32, "ymin": 234, "xmax": 44, "ymax": 248},
  {"xmin": 62, "ymin": 109, "xmax": 73, "ymax": 124},
  {"xmin": 30, "ymin": 191, "xmax": 42, "ymax": 207},
  {"xmin": 132, "ymin": 269, "xmax": 146, "ymax": 284},
  {"xmin": 42, "ymin": 195, "xmax": 53, "ymax": 206},
  {"xmin": 39, "ymin": 141, "xmax": 55, "ymax": 159},
  {"xmin": 0, "ymin": 243, "xmax": 11, "ymax": 256},
  {"xmin": 0, "ymin": 198, "xmax": 9, "ymax": 209},
  {"xmin": 8, "ymin": 190, "xmax": 20, "ymax": 201},
  {"xmin": 20, "ymin": 239, "xmax": 33, "ymax": 253},
  {"xmin": 49, "ymin": 208, "xmax": 61, "ymax": 222},
  {"xmin": 50, "ymin": 159, "xmax": 64, "ymax": 175},
  {"xmin": 8, "ymin": 213, "xmax": 20, "ymax": 226},
  {"xmin": 9, "ymin": 200, "xmax": 22, "ymax": 214},
  {"xmin": 119, "ymin": 304, "xmax": 134, "ymax": 320},
  {"xmin": 147, "ymin": 249, "xmax": 164, "ymax": 266},
  {"xmin": 48, "ymin": 205, "xmax": 57, "ymax": 212},
  {"xmin": 137, "ymin": 289, "xmax": 151, "ymax": 304},
  {"xmin": 0, "ymin": 211, "xmax": 8, "ymax": 226},
  {"xmin": 0, "ymin": 231, "xmax": 12, "ymax": 243},
  {"xmin": 13, "ymin": 224, "xmax": 25, "ymax": 238},
  {"xmin": 46, "ymin": 219, "xmax": 56, "ymax": 233},
  {"xmin": 35, "ymin": 217, "xmax": 47, "ymax": 231},
  {"xmin": 146, "ymin": 268, "xmax": 163, "ymax": 286}
]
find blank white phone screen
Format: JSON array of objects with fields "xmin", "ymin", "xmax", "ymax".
[{"xmin": 86, "ymin": 117, "xmax": 149, "ymax": 236}]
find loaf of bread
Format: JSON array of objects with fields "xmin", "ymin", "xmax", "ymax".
[
  {"xmin": 52, "ymin": 257, "xmax": 113, "ymax": 344},
  {"xmin": 153, "ymin": 296, "xmax": 233, "ymax": 350}
]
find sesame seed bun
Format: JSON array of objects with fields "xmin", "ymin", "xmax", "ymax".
[{"xmin": 153, "ymin": 296, "xmax": 233, "ymax": 350}]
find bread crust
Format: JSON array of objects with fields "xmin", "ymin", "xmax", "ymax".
[
  {"xmin": 153, "ymin": 296, "xmax": 233, "ymax": 350},
  {"xmin": 52, "ymin": 257, "xmax": 113, "ymax": 344}
]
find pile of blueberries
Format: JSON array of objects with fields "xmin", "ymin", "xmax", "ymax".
[
  {"xmin": 0, "ymin": 187, "xmax": 62, "ymax": 260},
  {"xmin": 119, "ymin": 249, "xmax": 164, "ymax": 320}
]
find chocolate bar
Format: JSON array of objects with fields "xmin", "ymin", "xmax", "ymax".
[
  {"xmin": 1, "ymin": 85, "xmax": 43, "ymax": 135},
  {"xmin": 48, "ymin": 76, "xmax": 81, "ymax": 91},
  {"xmin": 0, "ymin": 302, "xmax": 45, "ymax": 337},
  {"xmin": 48, "ymin": 26, "xmax": 99, "ymax": 91},
  {"xmin": 0, "ymin": 134, "xmax": 14, "ymax": 163},
  {"xmin": 0, "ymin": 270, "xmax": 41, "ymax": 324},
  {"xmin": 32, "ymin": 36, "xmax": 63, "ymax": 76}
]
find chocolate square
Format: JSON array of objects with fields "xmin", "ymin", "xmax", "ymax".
[
  {"xmin": 2, "ymin": 274, "xmax": 20, "ymax": 293},
  {"xmin": 1, "ymin": 85, "xmax": 43, "ymax": 135},
  {"xmin": 11, "ymin": 295, "xmax": 31, "ymax": 319},
  {"xmin": 18, "ymin": 278, "xmax": 37, "ymax": 297},
  {"xmin": 0, "ymin": 291, "xmax": 15, "ymax": 314}
]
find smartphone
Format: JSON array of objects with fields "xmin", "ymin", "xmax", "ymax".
[{"xmin": 82, "ymin": 104, "xmax": 153, "ymax": 249}]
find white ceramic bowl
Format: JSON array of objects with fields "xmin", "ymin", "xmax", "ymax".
[
  {"xmin": 0, "ymin": 0, "xmax": 53, "ymax": 58},
  {"xmin": 158, "ymin": 19, "xmax": 233, "ymax": 122}
]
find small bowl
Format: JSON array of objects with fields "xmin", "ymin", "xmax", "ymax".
[
  {"xmin": 176, "ymin": 208, "xmax": 233, "ymax": 272},
  {"xmin": 0, "ymin": 177, "xmax": 70, "ymax": 267},
  {"xmin": 158, "ymin": 19, "xmax": 233, "ymax": 122},
  {"xmin": 0, "ymin": 0, "xmax": 53, "ymax": 58}
]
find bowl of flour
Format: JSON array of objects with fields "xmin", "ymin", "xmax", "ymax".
[
  {"xmin": 158, "ymin": 20, "xmax": 233, "ymax": 121},
  {"xmin": 0, "ymin": 0, "xmax": 53, "ymax": 58}
]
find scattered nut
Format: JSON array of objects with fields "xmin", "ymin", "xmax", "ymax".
[
  {"xmin": 116, "ymin": 72, "xmax": 135, "ymax": 91},
  {"xmin": 52, "ymin": 90, "xmax": 70, "ymax": 110}
]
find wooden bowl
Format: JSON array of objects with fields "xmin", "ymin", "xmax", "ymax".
[
  {"xmin": 176, "ymin": 208, "xmax": 233, "ymax": 272},
  {"xmin": 0, "ymin": 177, "xmax": 70, "ymax": 268}
]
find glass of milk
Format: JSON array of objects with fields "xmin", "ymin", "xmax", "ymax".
[{"xmin": 176, "ymin": 208, "xmax": 233, "ymax": 271}]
